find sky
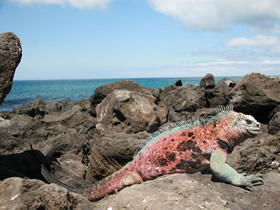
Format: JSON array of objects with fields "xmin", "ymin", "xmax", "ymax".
[{"xmin": 1, "ymin": 0, "xmax": 280, "ymax": 80}]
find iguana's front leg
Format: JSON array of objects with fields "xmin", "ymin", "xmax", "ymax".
[{"xmin": 210, "ymin": 149, "xmax": 264, "ymax": 188}]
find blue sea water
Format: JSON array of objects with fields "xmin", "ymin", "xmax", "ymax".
[{"xmin": 0, "ymin": 77, "xmax": 241, "ymax": 111}]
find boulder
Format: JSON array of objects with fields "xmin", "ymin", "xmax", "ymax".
[
  {"xmin": 204, "ymin": 88, "xmax": 230, "ymax": 108},
  {"xmin": 96, "ymin": 89, "xmax": 167, "ymax": 134},
  {"xmin": 89, "ymin": 80, "xmax": 152, "ymax": 116},
  {"xmin": 228, "ymin": 133, "xmax": 280, "ymax": 174},
  {"xmin": 216, "ymin": 78, "xmax": 236, "ymax": 89},
  {"xmin": 268, "ymin": 112, "xmax": 280, "ymax": 135},
  {"xmin": 175, "ymin": 79, "xmax": 183, "ymax": 86},
  {"xmin": 228, "ymin": 73, "xmax": 280, "ymax": 123},
  {"xmin": 200, "ymin": 73, "xmax": 215, "ymax": 89},
  {"xmin": 159, "ymin": 84, "xmax": 207, "ymax": 113},
  {"xmin": 86, "ymin": 124, "xmax": 149, "ymax": 183},
  {"xmin": 0, "ymin": 32, "xmax": 22, "ymax": 104}
]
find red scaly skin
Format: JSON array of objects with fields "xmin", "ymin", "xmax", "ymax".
[{"xmin": 78, "ymin": 112, "xmax": 249, "ymax": 201}]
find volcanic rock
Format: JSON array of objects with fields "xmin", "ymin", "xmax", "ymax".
[
  {"xmin": 89, "ymin": 80, "xmax": 152, "ymax": 116},
  {"xmin": 0, "ymin": 32, "xmax": 22, "ymax": 104},
  {"xmin": 268, "ymin": 112, "xmax": 280, "ymax": 135},
  {"xmin": 228, "ymin": 73, "xmax": 280, "ymax": 123},
  {"xmin": 86, "ymin": 124, "xmax": 149, "ymax": 182},
  {"xmin": 96, "ymin": 89, "xmax": 167, "ymax": 134},
  {"xmin": 159, "ymin": 84, "xmax": 207, "ymax": 113},
  {"xmin": 200, "ymin": 73, "xmax": 215, "ymax": 89}
]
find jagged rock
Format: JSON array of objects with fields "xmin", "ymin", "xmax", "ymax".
[
  {"xmin": 45, "ymin": 99, "xmax": 73, "ymax": 113},
  {"xmin": 204, "ymin": 88, "xmax": 230, "ymax": 108},
  {"xmin": 228, "ymin": 73, "xmax": 280, "ymax": 123},
  {"xmin": 86, "ymin": 124, "xmax": 149, "ymax": 183},
  {"xmin": 216, "ymin": 78, "xmax": 236, "ymax": 89},
  {"xmin": 159, "ymin": 84, "xmax": 207, "ymax": 113},
  {"xmin": 175, "ymin": 79, "xmax": 183, "ymax": 86},
  {"xmin": 0, "ymin": 177, "xmax": 94, "ymax": 209},
  {"xmin": 89, "ymin": 80, "xmax": 152, "ymax": 116},
  {"xmin": 268, "ymin": 112, "xmax": 280, "ymax": 135},
  {"xmin": 228, "ymin": 133, "xmax": 280, "ymax": 174},
  {"xmin": 0, "ymin": 32, "xmax": 22, "ymax": 104},
  {"xmin": 96, "ymin": 89, "xmax": 167, "ymax": 134},
  {"xmin": 200, "ymin": 73, "xmax": 215, "ymax": 89}
]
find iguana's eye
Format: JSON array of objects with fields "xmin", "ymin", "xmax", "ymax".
[{"xmin": 245, "ymin": 119, "xmax": 253, "ymax": 124}]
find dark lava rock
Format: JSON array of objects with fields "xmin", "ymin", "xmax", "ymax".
[
  {"xmin": 175, "ymin": 79, "xmax": 183, "ymax": 86},
  {"xmin": 159, "ymin": 84, "xmax": 207, "ymax": 113},
  {"xmin": 86, "ymin": 124, "xmax": 149, "ymax": 183},
  {"xmin": 200, "ymin": 73, "xmax": 215, "ymax": 89},
  {"xmin": 96, "ymin": 89, "xmax": 167, "ymax": 134},
  {"xmin": 268, "ymin": 112, "xmax": 280, "ymax": 135},
  {"xmin": 216, "ymin": 78, "xmax": 236, "ymax": 89},
  {"xmin": 228, "ymin": 73, "xmax": 280, "ymax": 123},
  {"xmin": 0, "ymin": 177, "xmax": 94, "ymax": 209},
  {"xmin": 89, "ymin": 80, "xmax": 152, "ymax": 116},
  {"xmin": 0, "ymin": 32, "xmax": 22, "ymax": 104},
  {"xmin": 228, "ymin": 133, "xmax": 280, "ymax": 174}
]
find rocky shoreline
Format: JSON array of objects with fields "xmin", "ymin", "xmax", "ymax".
[{"xmin": 0, "ymin": 72, "xmax": 279, "ymax": 209}]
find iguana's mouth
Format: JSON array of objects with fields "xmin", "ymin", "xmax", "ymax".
[{"xmin": 247, "ymin": 128, "xmax": 260, "ymax": 135}]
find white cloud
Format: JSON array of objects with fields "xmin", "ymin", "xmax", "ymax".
[
  {"xmin": 225, "ymin": 35, "xmax": 280, "ymax": 53},
  {"xmin": 147, "ymin": 0, "xmax": 280, "ymax": 30},
  {"xmin": 175, "ymin": 59, "xmax": 280, "ymax": 76},
  {"xmin": 9, "ymin": 0, "xmax": 112, "ymax": 9},
  {"xmin": 225, "ymin": 35, "xmax": 279, "ymax": 47}
]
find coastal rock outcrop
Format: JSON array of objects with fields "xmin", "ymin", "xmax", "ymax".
[
  {"xmin": 268, "ymin": 112, "xmax": 280, "ymax": 135},
  {"xmin": 96, "ymin": 89, "xmax": 167, "ymax": 134},
  {"xmin": 227, "ymin": 73, "xmax": 280, "ymax": 123},
  {"xmin": 159, "ymin": 84, "xmax": 207, "ymax": 113},
  {"xmin": 89, "ymin": 80, "xmax": 152, "ymax": 116},
  {"xmin": 86, "ymin": 124, "xmax": 148, "ymax": 182},
  {"xmin": 0, "ymin": 32, "xmax": 22, "ymax": 104},
  {"xmin": 200, "ymin": 73, "xmax": 215, "ymax": 89},
  {"xmin": 216, "ymin": 78, "xmax": 236, "ymax": 89},
  {"xmin": 0, "ymin": 177, "xmax": 94, "ymax": 209},
  {"xmin": 1, "ymin": 73, "xmax": 280, "ymax": 209}
]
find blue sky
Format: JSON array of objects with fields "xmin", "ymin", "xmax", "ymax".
[{"xmin": 1, "ymin": 0, "xmax": 280, "ymax": 80}]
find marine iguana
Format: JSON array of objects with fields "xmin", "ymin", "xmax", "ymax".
[{"xmin": 41, "ymin": 106, "xmax": 264, "ymax": 201}]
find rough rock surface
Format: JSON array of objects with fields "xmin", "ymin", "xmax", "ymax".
[
  {"xmin": 89, "ymin": 80, "xmax": 152, "ymax": 116},
  {"xmin": 0, "ymin": 177, "xmax": 94, "ymax": 209},
  {"xmin": 228, "ymin": 73, "xmax": 280, "ymax": 123},
  {"xmin": 96, "ymin": 89, "xmax": 167, "ymax": 134},
  {"xmin": 86, "ymin": 124, "xmax": 149, "ymax": 182},
  {"xmin": 200, "ymin": 73, "xmax": 215, "ymax": 89},
  {"xmin": 159, "ymin": 84, "xmax": 207, "ymax": 113},
  {"xmin": 0, "ymin": 32, "xmax": 22, "ymax": 104},
  {"xmin": 268, "ymin": 112, "xmax": 280, "ymax": 135},
  {"xmin": 92, "ymin": 172, "xmax": 280, "ymax": 210},
  {"xmin": 216, "ymin": 78, "xmax": 236, "ymax": 89}
]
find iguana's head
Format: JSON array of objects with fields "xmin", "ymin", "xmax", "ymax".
[
  {"xmin": 230, "ymin": 112, "xmax": 260, "ymax": 135},
  {"xmin": 224, "ymin": 111, "xmax": 260, "ymax": 146},
  {"xmin": 211, "ymin": 106, "xmax": 260, "ymax": 147}
]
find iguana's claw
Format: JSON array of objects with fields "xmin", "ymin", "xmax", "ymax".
[{"xmin": 233, "ymin": 173, "xmax": 264, "ymax": 188}]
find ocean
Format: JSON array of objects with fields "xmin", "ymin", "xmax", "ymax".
[{"xmin": 0, "ymin": 77, "xmax": 242, "ymax": 111}]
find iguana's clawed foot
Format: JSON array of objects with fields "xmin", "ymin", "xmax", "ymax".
[{"xmin": 233, "ymin": 173, "xmax": 264, "ymax": 190}]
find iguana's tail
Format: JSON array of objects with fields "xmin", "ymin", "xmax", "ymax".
[
  {"xmin": 41, "ymin": 164, "xmax": 83, "ymax": 193},
  {"xmin": 41, "ymin": 163, "xmax": 143, "ymax": 201}
]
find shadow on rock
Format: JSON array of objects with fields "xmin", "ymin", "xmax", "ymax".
[{"xmin": 0, "ymin": 147, "xmax": 53, "ymax": 181}]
